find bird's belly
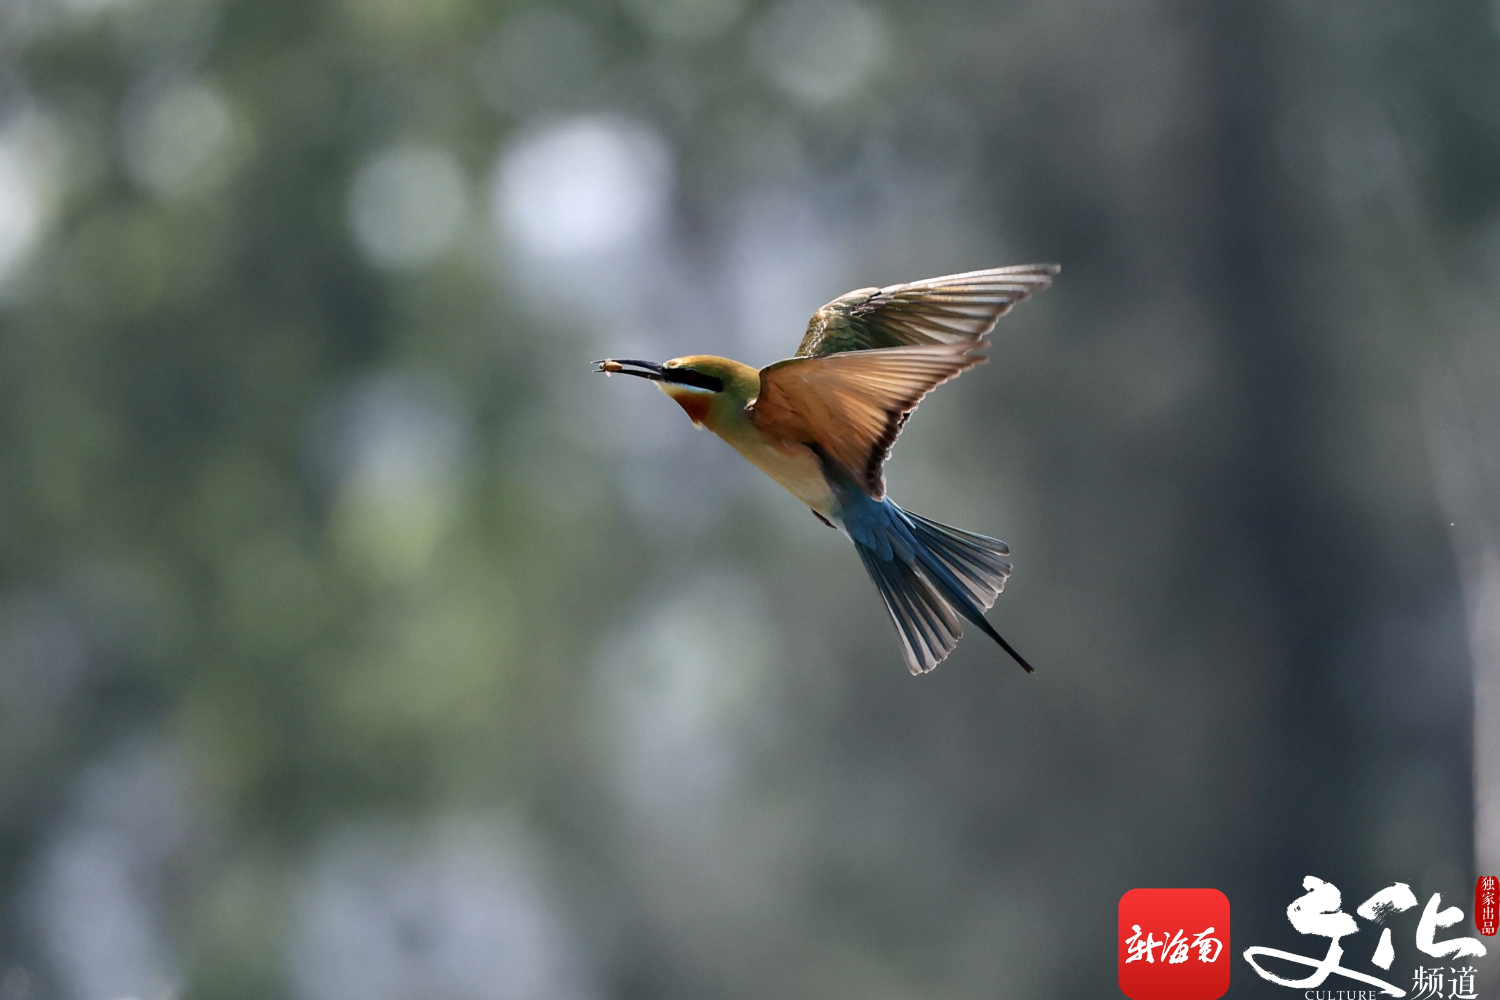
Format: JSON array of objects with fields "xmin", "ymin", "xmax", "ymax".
[{"xmin": 731, "ymin": 437, "xmax": 837, "ymax": 516}]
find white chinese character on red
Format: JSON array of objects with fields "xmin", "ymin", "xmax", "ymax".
[
  {"xmin": 1163, "ymin": 929, "xmax": 1190, "ymax": 964},
  {"xmin": 1126, "ymin": 925, "xmax": 1161, "ymax": 964},
  {"xmin": 1193, "ymin": 927, "xmax": 1223, "ymax": 963}
]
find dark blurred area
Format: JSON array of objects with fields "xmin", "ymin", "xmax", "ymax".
[{"xmin": 0, "ymin": 0, "xmax": 1497, "ymax": 998}]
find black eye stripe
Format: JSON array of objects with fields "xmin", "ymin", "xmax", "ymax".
[{"xmin": 663, "ymin": 368, "xmax": 724, "ymax": 392}]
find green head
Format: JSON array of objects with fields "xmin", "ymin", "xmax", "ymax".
[{"xmin": 595, "ymin": 354, "xmax": 759, "ymax": 429}]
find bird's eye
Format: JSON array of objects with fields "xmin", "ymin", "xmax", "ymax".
[{"xmin": 663, "ymin": 368, "xmax": 724, "ymax": 392}]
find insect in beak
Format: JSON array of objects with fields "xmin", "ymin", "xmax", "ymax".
[{"xmin": 594, "ymin": 359, "xmax": 664, "ymax": 380}]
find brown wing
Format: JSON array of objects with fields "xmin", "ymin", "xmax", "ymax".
[
  {"xmin": 795, "ymin": 264, "xmax": 1059, "ymax": 357},
  {"xmin": 751, "ymin": 342, "xmax": 985, "ymax": 498}
]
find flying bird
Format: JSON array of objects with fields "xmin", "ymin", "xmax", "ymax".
[{"xmin": 596, "ymin": 264, "xmax": 1058, "ymax": 675}]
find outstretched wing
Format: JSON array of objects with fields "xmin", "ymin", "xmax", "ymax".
[
  {"xmin": 795, "ymin": 264, "xmax": 1059, "ymax": 358},
  {"xmin": 751, "ymin": 342, "xmax": 984, "ymax": 498}
]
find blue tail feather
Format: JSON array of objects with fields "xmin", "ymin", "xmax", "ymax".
[
  {"xmin": 841, "ymin": 491, "xmax": 1032, "ymax": 675},
  {"xmin": 901, "ymin": 509, "xmax": 1013, "ymax": 610},
  {"xmin": 855, "ymin": 543, "xmax": 962, "ymax": 671}
]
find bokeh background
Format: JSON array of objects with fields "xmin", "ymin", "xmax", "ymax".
[{"xmin": 1, "ymin": 0, "xmax": 1498, "ymax": 997}]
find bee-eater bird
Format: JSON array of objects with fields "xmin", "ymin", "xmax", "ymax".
[{"xmin": 596, "ymin": 264, "xmax": 1058, "ymax": 675}]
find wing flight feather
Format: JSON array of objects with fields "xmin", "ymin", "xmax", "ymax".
[
  {"xmin": 751, "ymin": 342, "xmax": 985, "ymax": 498},
  {"xmin": 796, "ymin": 263, "xmax": 1058, "ymax": 357}
]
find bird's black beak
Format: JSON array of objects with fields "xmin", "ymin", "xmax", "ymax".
[{"xmin": 594, "ymin": 359, "xmax": 665, "ymax": 381}]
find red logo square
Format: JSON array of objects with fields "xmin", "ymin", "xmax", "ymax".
[{"xmin": 1118, "ymin": 888, "xmax": 1230, "ymax": 1000}]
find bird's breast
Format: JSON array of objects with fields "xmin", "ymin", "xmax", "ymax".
[{"xmin": 719, "ymin": 429, "xmax": 838, "ymax": 517}]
